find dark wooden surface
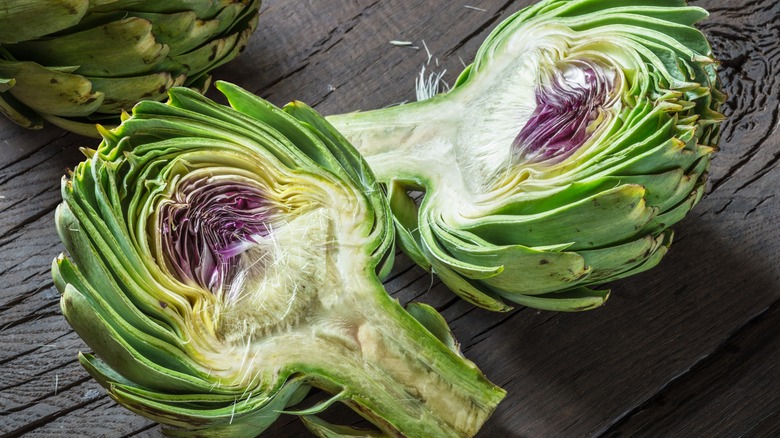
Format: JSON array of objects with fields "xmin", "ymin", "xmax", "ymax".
[{"xmin": 1, "ymin": 1, "xmax": 779, "ymax": 437}]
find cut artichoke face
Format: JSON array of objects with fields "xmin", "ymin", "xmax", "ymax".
[
  {"xmin": 0, "ymin": 0, "xmax": 260, "ymax": 137},
  {"xmin": 328, "ymin": 0, "xmax": 726, "ymax": 312},
  {"xmin": 53, "ymin": 82, "xmax": 504, "ymax": 437}
]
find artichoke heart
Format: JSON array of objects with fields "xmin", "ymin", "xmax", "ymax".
[
  {"xmin": 327, "ymin": 0, "xmax": 727, "ymax": 312},
  {"xmin": 53, "ymin": 82, "xmax": 505, "ymax": 437}
]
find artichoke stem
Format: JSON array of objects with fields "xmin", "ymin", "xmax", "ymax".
[
  {"xmin": 327, "ymin": 97, "xmax": 454, "ymax": 184},
  {"xmin": 302, "ymin": 277, "xmax": 504, "ymax": 438}
]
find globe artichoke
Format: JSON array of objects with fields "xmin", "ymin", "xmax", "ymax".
[
  {"xmin": 52, "ymin": 82, "xmax": 504, "ymax": 437},
  {"xmin": 327, "ymin": 0, "xmax": 726, "ymax": 312},
  {"xmin": 0, "ymin": 0, "xmax": 260, "ymax": 137}
]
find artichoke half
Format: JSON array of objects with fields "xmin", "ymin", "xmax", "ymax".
[
  {"xmin": 0, "ymin": 0, "xmax": 260, "ymax": 137},
  {"xmin": 328, "ymin": 0, "xmax": 727, "ymax": 312},
  {"xmin": 52, "ymin": 82, "xmax": 504, "ymax": 437}
]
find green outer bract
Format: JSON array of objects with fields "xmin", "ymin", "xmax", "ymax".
[
  {"xmin": 0, "ymin": 0, "xmax": 260, "ymax": 137},
  {"xmin": 52, "ymin": 82, "xmax": 504, "ymax": 437},
  {"xmin": 327, "ymin": 0, "xmax": 726, "ymax": 312}
]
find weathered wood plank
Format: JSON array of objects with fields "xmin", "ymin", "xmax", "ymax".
[
  {"xmin": 0, "ymin": 331, "xmax": 82, "ymax": 393},
  {"xmin": 0, "ymin": 377, "xmax": 106, "ymax": 436},
  {"xmin": 1, "ymin": 0, "xmax": 778, "ymax": 437},
  {"xmin": 21, "ymin": 399, "xmax": 156, "ymax": 438},
  {"xmin": 231, "ymin": 0, "xmax": 530, "ymax": 113},
  {"xmin": 600, "ymin": 301, "xmax": 780, "ymax": 437},
  {"xmin": 0, "ymin": 134, "xmax": 84, "ymax": 239}
]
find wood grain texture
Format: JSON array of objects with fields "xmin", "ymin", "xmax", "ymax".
[{"xmin": 1, "ymin": 0, "xmax": 778, "ymax": 437}]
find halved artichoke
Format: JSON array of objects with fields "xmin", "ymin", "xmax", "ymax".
[
  {"xmin": 328, "ymin": 0, "xmax": 727, "ymax": 312},
  {"xmin": 0, "ymin": 0, "xmax": 260, "ymax": 137},
  {"xmin": 52, "ymin": 82, "xmax": 504, "ymax": 437}
]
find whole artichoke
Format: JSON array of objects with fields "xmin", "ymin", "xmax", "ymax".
[
  {"xmin": 328, "ymin": 0, "xmax": 727, "ymax": 312},
  {"xmin": 52, "ymin": 82, "xmax": 504, "ymax": 437},
  {"xmin": 0, "ymin": 0, "xmax": 260, "ymax": 137}
]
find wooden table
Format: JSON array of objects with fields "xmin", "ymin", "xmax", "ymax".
[{"xmin": 2, "ymin": 1, "xmax": 778, "ymax": 436}]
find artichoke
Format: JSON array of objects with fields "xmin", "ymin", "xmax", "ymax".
[
  {"xmin": 0, "ymin": 0, "xmax": 260, "ymax": 137},
  {"xmin": 328, "ymin": 0, "xmax": 726, "ymax": 312},
  {"xmin": 52, "ymin": 82, "xmax": 504, "ymax": 437}
]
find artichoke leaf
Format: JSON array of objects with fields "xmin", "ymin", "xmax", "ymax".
[
  {"xmin": 7, "ymin": 17, "xmax": 170, "ymax": 77},
  {"xmin": 497, "ymin": 286, "xmax": 610, "ymax": 312},
  {"xmin": 639, "ymin": 179, "xmax": 707, "ymax": 235},
  {"xmin": 0, "ymin": 76, "xmax": 14, "ymax": 92},
  {"xmin": 216, "ymin": 82, "xmax": 349, "ymax": 174},
  {"xmin": 40, "ymin": 113, "xmax": 109, "ymax": 138},
  {"xmin": 421, "ymin": 212, "xmax": 504, "ymax": 280},
  {"xmin": 386, "ymin": 181, "xmax": 431, "ymax": 271},
  {"xmin": 577, "ymin": 232, "xmax": 670, "ymax": 282},
  {"xmin": 173, "ymin": 10, "xmax": 259, "ymax": 85},
  {"xmin": 87, "ymin": 0, "xmax": 226, "ymax": 18},
  {"xmin": 551, "ymin": 0, "xmax": 688, "ymax": 15},
  {"xmin": 131, "ymin": 11, "xmax": 212, "ymax": 55},
  {"xmin": 113, "ymin": 379, "xmax": 309, "ymax": 437},
  {"xmin": 599, "ymin": 231, "xmax": 674, "ymax": 282},
  {"xmin": 559, "ymin": 6, "xmax": 708, "ymax": 27},
  {"xmin": 60, "ymin": 283, "xmax": 223, "ymax": 394},
  {"xmin": 0, "ymin": 0, "xmax": 88, "ymax": 43},
  {"xmin": 608, "ymin": 136, "xmax": 695, "ymax": 176},
  {"xmin": 431, "ymin": 262, "xmax": 512, "ymax": 312},
  {"xmin": 284, "ymin": 99, "xmax": 382, "ymax": 195},
  {"xmin": 60, "ymin": 170, "xmax": 194, "ymax": 324},
  {"xmin": 155, "ymin": 86, "xmax": 335, "ymax": 175},
  {"xmin": 301, "ymin": 415, "xmax": 387, "ymax": 438},
  {"xmin": 464, "ymin": 184, "xmax": 659, "ymax": 250},
  {"xmin": 609, "ymin": 159, "xmax": 708, "ymax": 212},
  {"xmin": 52, "ymin": 252, "xmax": 185, "ymax": 352},
  {"xmin": 406, "ymin": 302, "xmax": 466, "ymax": 359},
  {"xmin": 0, "ymin": 60, "xmax": 103, "ymax": 117},
  {"xmin": 0, "ymin": 92, "xmax": 43, "ymax": 129},
  {"xmin": 566, "ymin": 14, "xmax": 712, "ymax": 56},
  {"xmin": 89, "ymin": 72, "xmax": 186, "ymax": 113},
  {"xmin": 433, "ymin": 229, "xmax": 593, "ymax": 296}
]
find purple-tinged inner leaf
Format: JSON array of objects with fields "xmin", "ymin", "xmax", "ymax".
[
  {"xmin": 513, "ymin": 59, "xmax": 616, "ymax": 163},
  {"xmin": 159, "ymin": 177, "xmax": 278, "ymax": 293}
]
